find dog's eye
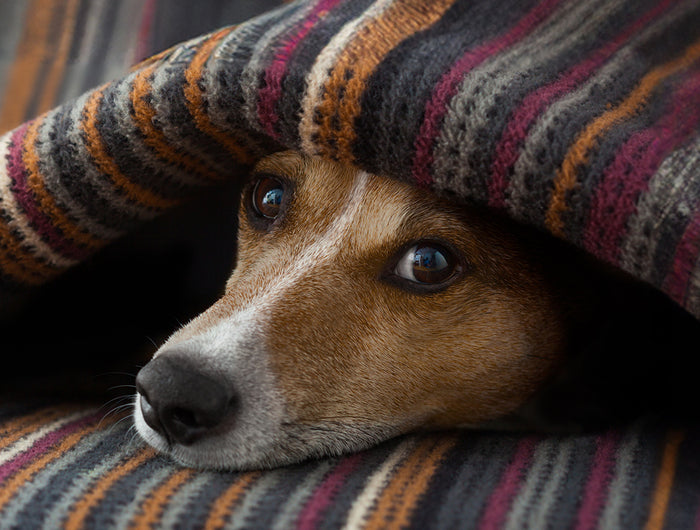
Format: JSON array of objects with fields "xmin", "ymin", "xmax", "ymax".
[
  {"xmin": 252, "ymin": 176, "xmax": 285, "ymax": 220},
  {"xmin": 394, "ymin": 243, "xmax": 459, "ymax": 286}
]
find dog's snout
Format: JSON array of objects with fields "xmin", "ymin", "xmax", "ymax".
[{"xmin": 135, "ymin": 355, "xmax": 235, "ymax": 445}]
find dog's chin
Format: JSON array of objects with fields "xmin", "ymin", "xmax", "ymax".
[{"xmin": 133, "ymin": 398, "xmax": 398, "ymax": 470}]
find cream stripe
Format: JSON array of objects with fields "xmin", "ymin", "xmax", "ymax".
[
  {"xmin": 0, "ymin": 131, "xmax": 76, "ymax": 268},
  {"xmin": 298, "ymin": 0, "xmax": 396, "ymax": 155},
  {"xmin": 0, "ymin": 410, "xmax": 93, "ymax": 465},
  {"xmin": 341, "ymin": 438, "xmax": 417, "ymax": 530}
]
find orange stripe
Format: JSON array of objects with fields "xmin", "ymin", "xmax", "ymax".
[
  {"xmin": 0, "ymin": 407, "xmax": 75, "ymax": 449},
  {"xmin": 204, "ymin": 472, "xmax": 260, "ymax": 530},
  {"xmin": 0, "ymin": 0, "xmax": 56, "ymax": 131},
  {"xmin": 36, "ymin": 0, "xmax": 81, "ymax": 113},
  {"xmin": 183, "ymin": 27, "xmax": 255, "ymax": 165},
  {"xmin": 316, "ymin": 0, "xmax": 455, "ymax": 164},
  {"xmin": 546, "ymin": 37, "xmax": 700, "ymax": 237},
  {"xmin": 0, "ymin": 417, "xmax": 102, "ymax": 511},
  {"xmin": 0, "ymin": 210, "xmax": 56, "ymax": 285},
  {"xmin": 64, "ymin": 447, "xmax": 157, "ymax": 530},
  {"xmin": 644, "ymin": 429, "xmax": 685, "ymax": 530},
  {"xmin": 128, "ymin": 468, "xmax": 195, "ymax": 529},
  {"xmin": 81, "ymin": 86, "xmax": 179, "ymax": 210},
  {"xmin": 131, "ymin": 64, "xmax": 225, "ymax": 182},
  {"xmin": 364, "ymin": 435, "xmax": 456, "ymax": 529},
  {"xmin": 23, "ymin": 116, "xmax": 105, "ymax": 250}
]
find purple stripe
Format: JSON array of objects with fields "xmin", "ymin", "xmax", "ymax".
[
  {"xmin": 295, "ymin": 452, "xmax": 364, "ymax": 529},
  {"xmin": 478, "ymin": 437, "xmax": 538, "ymax": 530},
  {"xmin": 488, "ymin": 0, "xmax": 675, "ymax": 209},
  {"xmin": 573, "ymin": 432, "xmax": 622, "ymax": 530},
  {"xmin": 411, "ymin": 0, "xmax": 561, "ymax": 188},
  {"xmin": 257, "ymin": 0, "xmax": 341, "ymax": 139},
  {"xmin": 6, "ymin": 122, "xmax": 89, "ymax": 261},
  {"xmin": 0, "ymin": 412, "xmax": 99, "ymax": 484},
  {"xmin": 583, "ymin": 67, "xmax": 700, "ymax": 265}
]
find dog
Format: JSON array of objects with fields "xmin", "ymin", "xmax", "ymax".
[{"xmin": 134, "ymin": 150, "xmax": 700, "ymax": 470}]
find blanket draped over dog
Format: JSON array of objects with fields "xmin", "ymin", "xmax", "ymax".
[
  {"xmin": 0, "ymin": 0, "xmax": 699, "ymax": 319},
  {"xmin": 2, "ymin": 1, "xmax": 700, "ymax": 529}
]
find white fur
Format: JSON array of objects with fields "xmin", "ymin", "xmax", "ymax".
[{"xmin": 134, "ymin": 171, "xmax": 406, "ymax": 469}]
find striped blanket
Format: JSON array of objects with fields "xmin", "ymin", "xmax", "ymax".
[
  {"xmin": 2, "ymin": 0, "xmax": 700, "ymax": 528},
  {"xmin": 0, "ymin": 402, "xmax": 697, "ymax": 529}
]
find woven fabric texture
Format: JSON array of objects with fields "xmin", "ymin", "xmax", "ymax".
[
  {"xmin": 2, "ymin": 0, "xmax": 700, "ymax": 528},
  {"xmin": 1, "ymin": 402, "xmax": 697, "ymax": 529},
  {"xmin": 1, "ymin": 0, "xmax": 700, "ymax": 317}
]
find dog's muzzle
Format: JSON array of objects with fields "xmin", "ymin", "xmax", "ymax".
[{"xmin": 135, "ymin": 354, "xmax": 236, "ymax": 445}]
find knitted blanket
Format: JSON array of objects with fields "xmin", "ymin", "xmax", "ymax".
[
  {"xmin": 2, "ymin": 401, "xmax": 699, "ymax": 529},
  {"xmin": 1, "ymin": 0, "xmax": 700, "ymax": 319},
  {"xmin": 2, "ymin": 1, "xmax": 700, "ymax": 528}
]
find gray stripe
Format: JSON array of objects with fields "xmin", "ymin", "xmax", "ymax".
[
  {"xmin": 505, "ymin": 2, "xmax": 689, "ymax": 228},
  {"xmin": 271, "ymin": 461, "xmax": 333, "ymax": 529},
  {"xmin": 203, "ymin": 4, "xmax": 290, "ymax": 158},
  {"xmin": 67, "ymin": 89, "xmax": 158, "ymax": 223},
  {"xmin": 620, "ymin": 134, "xmax": 700, "ymax": 286},
  {"xmin": 32, "ymin": 101, "xmax": 124, "ymax": 241},
  {"xmin": 148, "ymin": 41, "xmax": 235, "ymax": 176},
  {"xmin": 159, "ymin": 473, "xmax": 215, "ymax": 529},
  {"xmin": 239, "ymin": 0, "xmax": 315, "ymax": 131},
  {"xmin": 435, "ymin": 435, "xmax": 519, "ymax": 528},
  {"xmin": 111, "ymin": 467, "xmax": 175, "ymax": 529},
  {"xmin": 39, "ymin": 435, "xmax": 137, "ymax": 530},
  {"xmin": 598, "ymin": 423, "xmax": 645, "ymax": 529},
  {"xmin": 0, "ymin": 426, "xmax": 115, "ymax": 528},
  {"xmin": 431, "ymin": 0, "xmax": 619, "ymax": 201},
  {"xmin": 226, "ymin": 471, "xmax": 285, "ymax": 530},
  {"xmin": 523, "ymin": 437, "xmax": 577, "ymax": 527},
  {"xmin": 506, "ymin": 1, "xmax": 695, "ymax": 228},
  {"xmin": 101, "ymin": 72, "xmax": 208, "ymax": 189},
  {"xmin": 504, "ymin": 437, "xmax": 564, "ymax": 529}
]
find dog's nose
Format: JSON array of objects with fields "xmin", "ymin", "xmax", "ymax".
[{"xmin": 135, "ymin": 355, "xmax": 235, "ymax": 445}]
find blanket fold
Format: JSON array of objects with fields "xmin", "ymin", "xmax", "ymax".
[{"xmin": 1, "ymin": 0, "xmax": 699, "ymax": 319}]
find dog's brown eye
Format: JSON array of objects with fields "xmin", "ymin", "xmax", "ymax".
[
  {"xmin": 252, "ymin": 177, "xmax": 285, "ymax": 220},
  {"xmin": 394, "ymin": 243, "xmax": 459, "ymax": 286}
]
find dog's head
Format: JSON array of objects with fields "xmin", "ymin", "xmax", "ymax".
[{"xmin": 134, "ymin": 151, "xmax": 570, "ymax": 469}]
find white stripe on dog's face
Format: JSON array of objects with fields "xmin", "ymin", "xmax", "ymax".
[
  {"xmin": 135, "ymin": 151, "xmax": 567, "ymax": 470},
  {"xmin": 135, "ymin": 157, "xmax": 413, "ymax": 469}
]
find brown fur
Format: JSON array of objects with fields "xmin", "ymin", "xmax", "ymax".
[{"xmin": 183, "ymin": 151, "xmax": 577, "ymax": 429}]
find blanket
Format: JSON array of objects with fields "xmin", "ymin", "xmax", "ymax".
[
  {"xmin": 2, "ymin": 1, "xmax": 700, "ymax": 528},
  {"xmin": 1, "ymin": 0, "xmax": 699, "ymax": 319}
]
